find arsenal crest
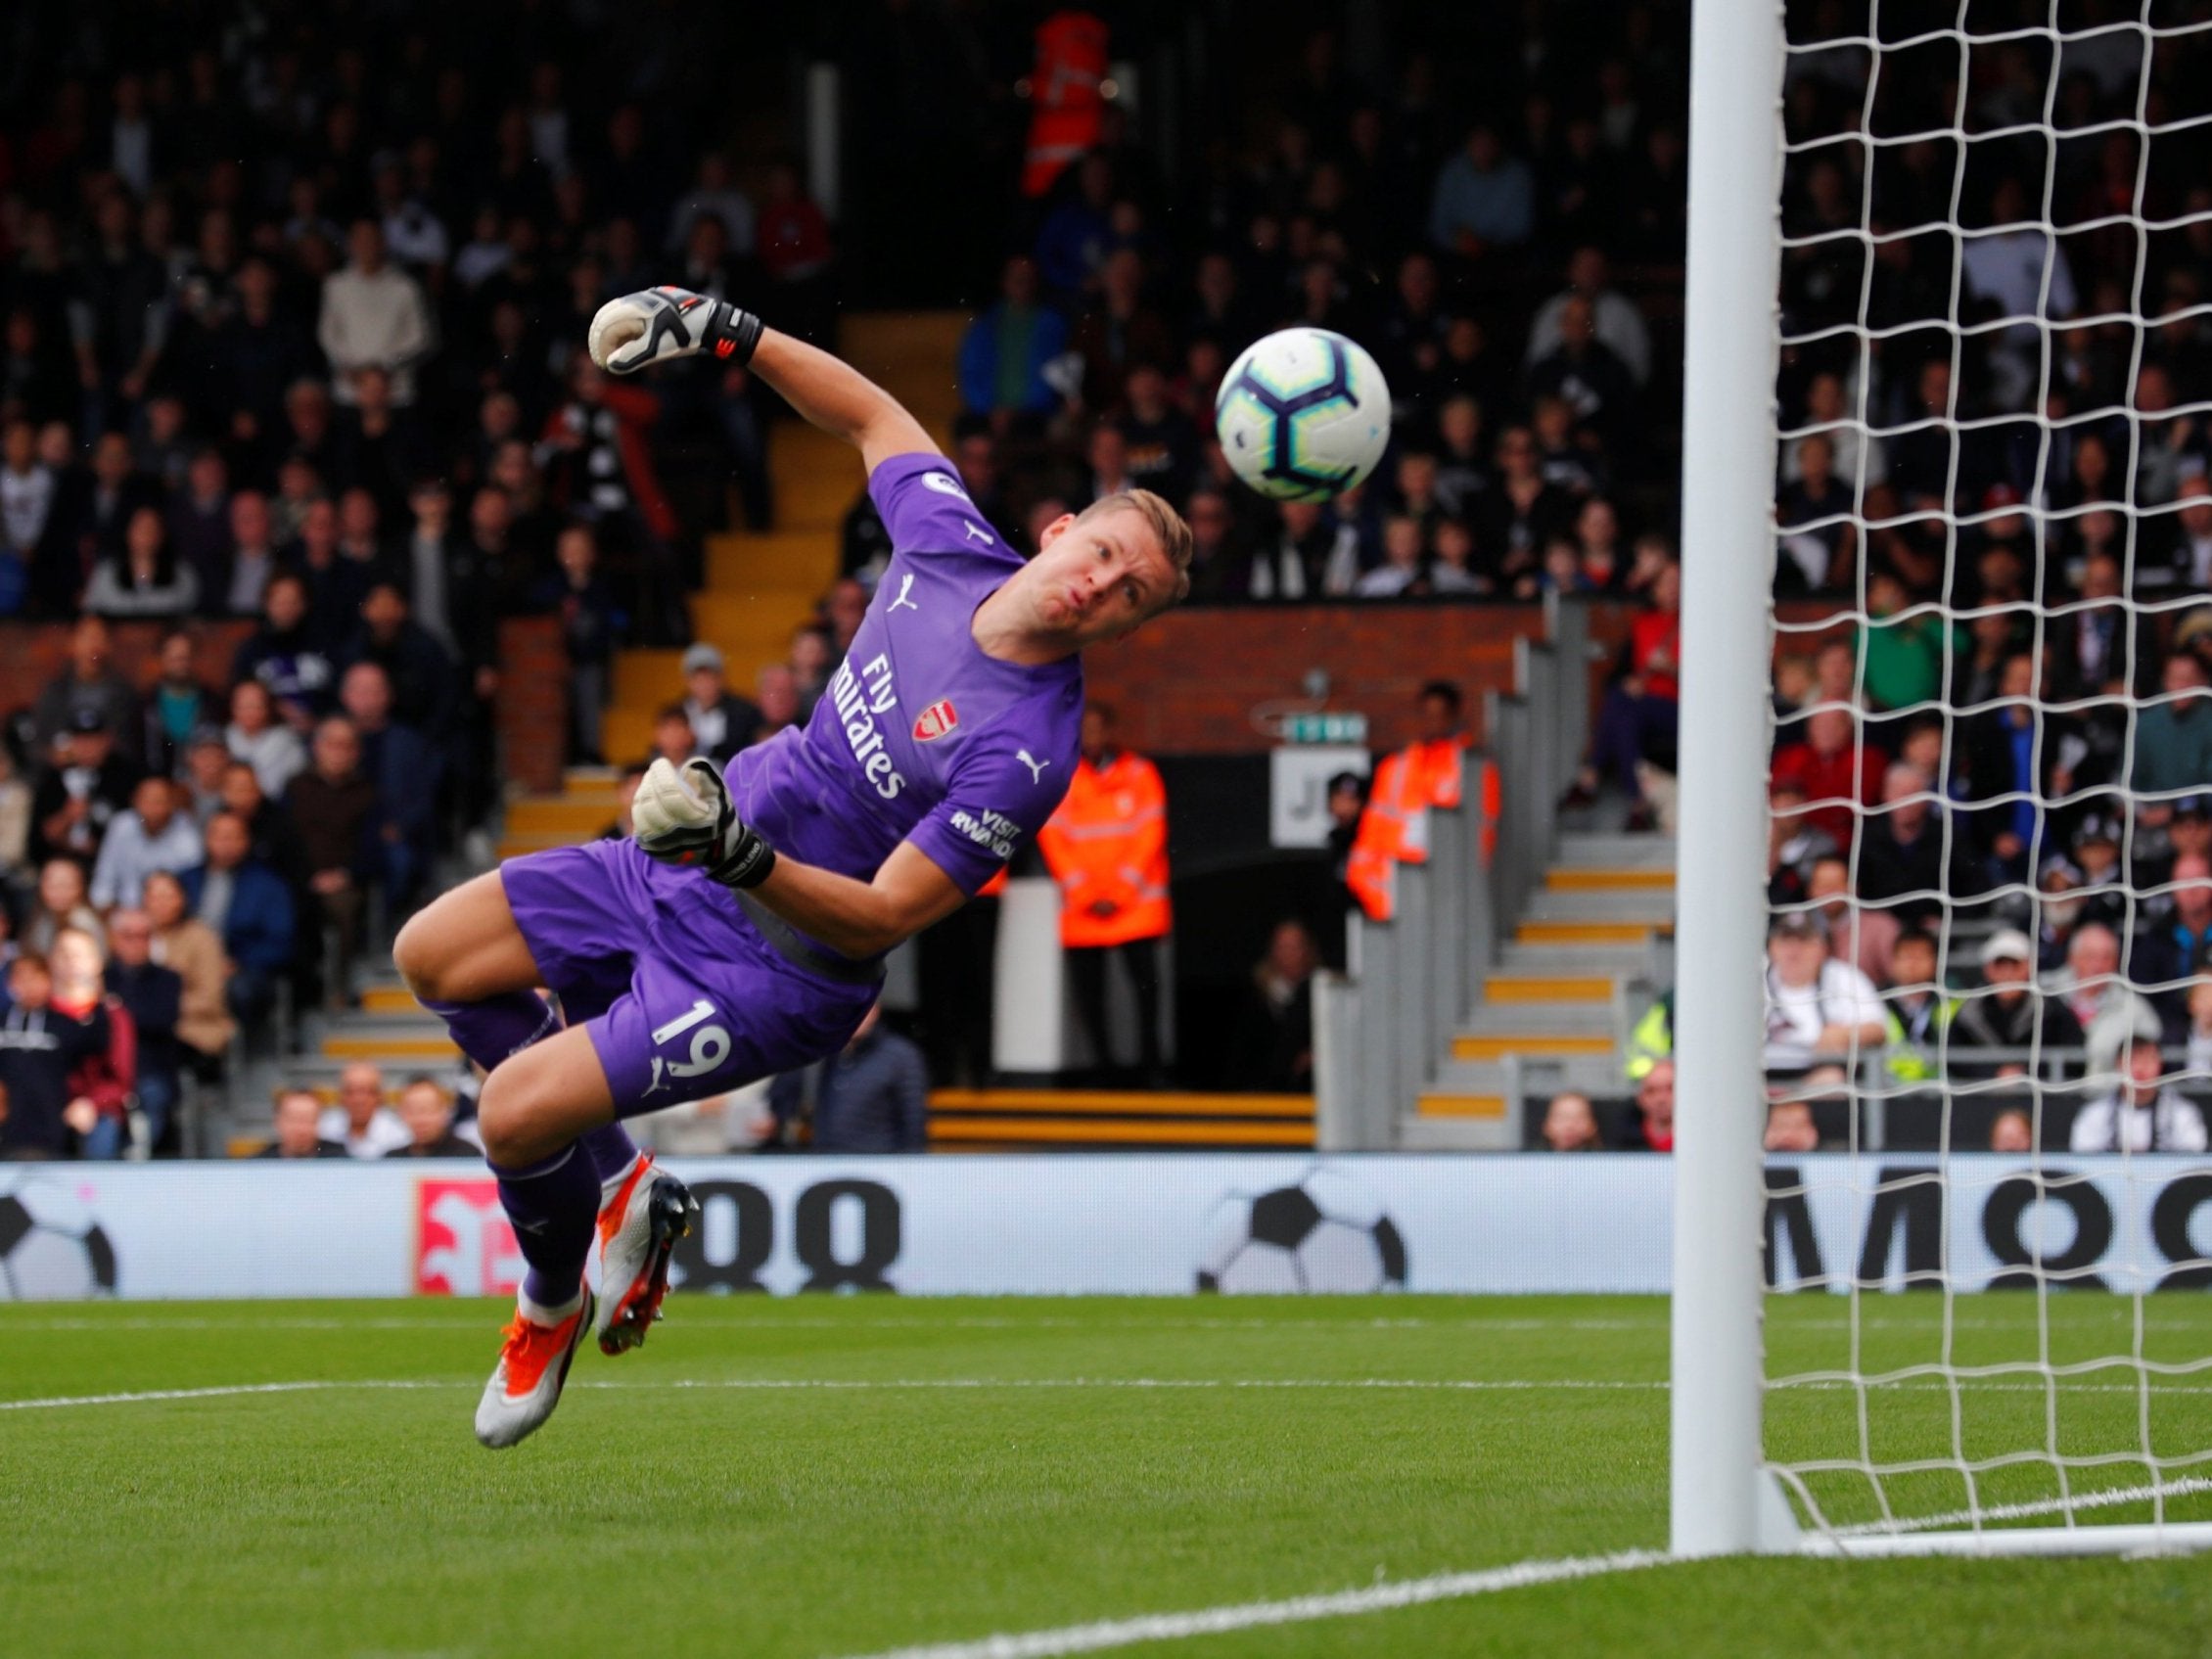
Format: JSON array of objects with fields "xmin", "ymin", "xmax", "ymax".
[{"xmin": 913, "ymin": 699, "xmax": 959, "ymax": 742}]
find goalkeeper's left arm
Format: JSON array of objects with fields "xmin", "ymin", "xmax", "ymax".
[
  {"xmin": 589, "ymin": 287, "xmax": 935, "ymax": 472},
  {"xmin": 628, "ymin": 757, "xmax": 966, "ymax": 959}
]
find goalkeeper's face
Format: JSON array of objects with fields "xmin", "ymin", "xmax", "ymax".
[{"xmin": 1023, "ymin": 500, "xmax": 1188, "ymax": 650}]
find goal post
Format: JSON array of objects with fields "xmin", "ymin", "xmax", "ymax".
[
  {"xmin": 1671, "ymin": 0, "xmax": 2212, "ymax": 1559},
  {"xmin": 1670, "ymin": 0, "xmax": 1789, "ymax": 1561}
]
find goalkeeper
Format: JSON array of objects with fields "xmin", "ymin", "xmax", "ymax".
[{"xmin": 393, "ymin": 287, "xmax": 1193, "ymax": 1449}]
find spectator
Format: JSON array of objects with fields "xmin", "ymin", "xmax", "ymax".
[
  {"xmin": 385, "ymin": 1074, "xmax": 477, "ymax": 1157},
  {"xmin": 1855, "ymin": 761, "xmax": 1976, "ymax": 924},
  {"xmin": 1225, "ymin": 919, "xmax": 1320, "ymax": 1092},
  {"xmin": 1949, "ymin": 929, "xmax": 2085, "ymax": 1080},
  {"xmin": 231, "ymin": 573, "xmax": 338, "ymax": 732},
  {"xmin": 286, "ymin": 717, "xmax": 376, "ymax": 973},
  {"xmin": 1242, "ymin": 500, "xmax": 1361, "ymax": 600},
  {"xmin": 48, "ymin": 927, "xmax": 135, "ymax": 1161},
  {"xmin": 23, "ymin": 858, "xmax": 101, "ymax": 959},
  {"xmin": 0, "ymin": 745, "xmax": 31, "ymax": 873},
  {"xmin": 318, "ymin": 1060, "xmax": 409, "ymax": 1159},
  {"xmin": 338, "ymin": 662, "xmax": 439, "ymax": 917},
  {"xmin": 1990, "ymin": 1108, "xmax": 2035, "ymax": 1153},
  {"xmin": 31, "ymin": 712, "xmax": 138, "ymax": 866},
  {"xmin": 317, "ymin": 222, "xmax": 433, "ymax": 407},
  {"xmin": 1623, "ymin": 1057, "xmax": 1676, "ymax": 1151},
  {"xmin": 1071, "ymin": 249, "xmax": 1175, "ymax": 417},
  {"xmin": 1764, "ymin": 1099, "xmax": 1822, "ymax": 1153},
  {"xmin": 766, "ymin": 1001, "xmax": 929, "ymax": 1153},
  {"xmin": 254, "ymin": 1086, "xmax": 348, "ymax": 1159},
  {"xmin": 680, "ymin": 643, "xmax": 762, "ymax": 765},
  {"xmin": 2133, "ymin": 653, "xmax": 2212, "ymax": 807},
  {"xmin": 1524, "ymin": 247, "xmax": 1653, "ymax": 386},
  {"xmin": 2046, "ymin": 921, "xmax": 2163, "ymax": 1077},
  {"xmin": 225, "ymin": 678, "xmax": 308, "ymax": 802},
  {"xmin": 343, "ymin": 581, "xmax": 455, "ymax": 740},
  {"xmin": 1037, "ymin": 702, "xmax": 1173, "ymax": 1086},
  {"xmin": 141, "ymin": 630, "xmax": 217, "ymax": 776},
  {"xmin": 1353, "ymin": 516, "xmax": 1429, "ymax": 597},
  {"xmin": 105, "ymin": 907, "xmax": 183, "ymax": 1155},
  {"xmin": 1429, "ymin": 123, "xmax": 1536, "ymax": 256},
  {"xmin": 1525, "ymin": 295, "xmax": 1639, "ymax": 457},
  {"xmin": 0, "ymin": 951, "xmax": 111, "ymax": 1160},
  {"xmin": 219, "ymin": 489, "xmax": 281, "ymax": 618},
  {"xmin": 650, "ymin": 701, "xmax": 699, "ymax": 766},
  {"xmin": 1563, "ymin": 558, "xmax": 1681, "ymax": 825},
  {"xmin": 1771, "ymin": 709, "xmax": 1887, "ymax": 847},
  {"xmin": 756, "ymin": 666, "xmax": 802, "ymax": 742},
  {"xmin": 83, "ymin": 505, "xmax": 200, "ymax": 620},
  {"xmin": 89, "ymin": 776, "xmax": 204, "ymax": 911},
  {"xmin": 1762, "ymin": 910, "xmax": 1885, "ymax": 1076},
  {"xmin": 32, "ymin": 617, "xmax": 140, "ymax": 760},
  {"xmin": 1878, "ymin": 927, "xmax": 1949, "ymax": 1083},
  {"xmin": 2070, "ymin": 1034, "xmax": 2208, "ymax": 1153},
  {"xmin": 2186, "ymin": 979, "xmax": 2212, "ymax": 1075},
  {"xmin": 181, "ymin": 810, "xmax": 296, "ymax": 1029},
  {"xmin": 957, "ymin": 255, "xmax": 1070, "ymax": 423},
  {"xmin": 1540, "ymin": 1090, "xmax": 1603, "ymax": 1151},
  {"xmin": 143, "ymin": 868, "xmax": 236, "ymax": 1065}
]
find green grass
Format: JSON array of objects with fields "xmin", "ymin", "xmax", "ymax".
[{"xmin": 3, "ymin": 1295, "xmax": 2211, "ymax": 1657}]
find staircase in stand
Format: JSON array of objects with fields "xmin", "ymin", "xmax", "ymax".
[{"xmin": 1400, "ymin": 832, "xmax": 1676, "ymax": 1150}]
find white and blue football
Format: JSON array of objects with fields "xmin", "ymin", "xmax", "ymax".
[{"xmin": 1214, "ymin": 327, "xmax": 1392, "ymax": 501}]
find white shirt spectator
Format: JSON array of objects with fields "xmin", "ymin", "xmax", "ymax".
[
  {"xmin": 0, "ymin": 460, "xmax": 54, "ymax": 555},
  {"xmin": 89, "ymin": 808, "xmax": 205, "ymax": 910},
  {"xmin": 2069, "ymin": 1087, "xmax": 2208, "ymax": 1154},
  {"xmin": 1525, "ymin": 289, "xmax": 1652, "ymax": 386},
  {"xmin": 227, "ymin": 721, "xmax": 308, "ymax": 801},
  {"xmin": 1763, "ymin": 955, "xmax": 1884, "ymax": 1072},
  {"xmin": 318, "ymin": 258, "xmax": 434, "ymax": 406},
  {"xmin": 319, "ymin": 1103, "xmax": 413, "ymax": 1159}
]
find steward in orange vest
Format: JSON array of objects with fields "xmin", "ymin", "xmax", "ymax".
[
  {"xmin": 1037, "ymin": 701, "xmax": 1170, "ymax": 1083},
  {"xmin": 1344, "ymin": 681, "xmax": 1477, "ymax": 922},
  {"xmin": 1022, "ymin": 11, "xmax": 1110, "ymax": 198}
]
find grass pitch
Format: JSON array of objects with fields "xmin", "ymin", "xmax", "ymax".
[{"xmin": 3, "ymin": 1295, "xmax": 2210, "ymax": 1657}]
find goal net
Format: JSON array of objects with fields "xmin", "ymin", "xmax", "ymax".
[{"xmin": 1672, "ymin": 0, "xmax": 2212, "ymax": 1557}]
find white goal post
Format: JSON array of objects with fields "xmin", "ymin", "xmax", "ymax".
[{"xmin": 1671, "ymin": 0, "xmax": 2212, "ymax": 1558}]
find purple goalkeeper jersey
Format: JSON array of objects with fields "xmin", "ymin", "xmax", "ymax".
[{"xmin": 722, "ymin": 451, "xmax": 1082, "ymax": 910}]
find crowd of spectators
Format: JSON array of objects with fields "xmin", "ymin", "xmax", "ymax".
[{"xmin": 906, "ymin": 13, "xmax": 1689, "ymax": 615}]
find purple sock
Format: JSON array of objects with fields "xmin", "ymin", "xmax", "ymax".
[
  {"xmin": 581, "ymin": 1123, "xmax": 640, "ymax": 1185},
  {"xmin": 492, "ymin": 1143, "xmax": 599, "ymax": 1309},
  {"xmin": 423, "ymin": 991, "xmax": 560, "ymax": 1075}
]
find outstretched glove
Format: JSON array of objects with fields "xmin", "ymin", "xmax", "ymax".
[
  {"xmin": 630, "ymin": 757, "xmax": 776, "ymax": 889},
  {"xmin": 586, "ymin": 286, "xmax": 764, "ymax": 375}
]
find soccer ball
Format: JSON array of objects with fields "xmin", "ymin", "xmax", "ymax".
[
  {"xmin": 1197, "ymin": 1169, "xmax": 1407, "ymax": 1293},
  {"xmin": 1214, "ymin": 327, "xmax": 1392, "ymax": 501},
  {"xmin": 0, "ymin": 1175, "xmax": 118, "ymax": 1300}
]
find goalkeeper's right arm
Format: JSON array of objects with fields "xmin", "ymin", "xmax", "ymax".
[{"xmin": 588, "ymin": 287, "xmax": 934, "ymax": 472}]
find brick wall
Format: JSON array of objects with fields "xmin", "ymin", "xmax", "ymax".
[
  {"xmin": 495, "ymin": 619, "xmax": 566, "ymax": 793},
  {"xmin": 1084, "ymin": 601, "xmax": 1638, "ymax": 756}
]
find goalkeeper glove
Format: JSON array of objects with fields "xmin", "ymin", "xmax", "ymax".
[
  {"xmin": 586, "ymin": 286, "xmax": 764, "ymax": 375},
  {"xmin": 630, "ymin": 757, "xmax": 776, "ymax": 890}
]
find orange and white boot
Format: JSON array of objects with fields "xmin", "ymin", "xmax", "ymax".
[
  {"xmin": 475, "ymin": 1285, "xmax": 596, "ymax": 1450},
  {"xmin": 594, "ymin": 1155, "xmax": 698, "ymax": 1357}
]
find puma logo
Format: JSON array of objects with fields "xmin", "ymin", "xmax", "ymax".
[
  {"xmin": 889, "ymin": 574, "xmax": 919, "ymax": 613},
  {"xmin": 963, "ymin": 520, "xmax": 994, "ymax": 544},
  {"xmin": 1016, "ymin": 749, "xmax": 1050, "ymax": 784},
  {"xmin": 642, "ymin": 1057, "xmax": 670, "ymax": 1098}
]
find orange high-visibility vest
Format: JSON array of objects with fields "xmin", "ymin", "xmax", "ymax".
[
  {"xmin": 1345, "ymin": 737, "xmax": 1476, "ymax": 920},
  {"xmin": 1037, "ymin": 749, "xmax": 1171, "ymax": 946},
  {"xmin": 1022, "ymin": 11, "xmax": 1110, "ymax": 197},
  {"xmin": 1344, "ymin": 750, "xmax": 1415, "ymax": 922}
]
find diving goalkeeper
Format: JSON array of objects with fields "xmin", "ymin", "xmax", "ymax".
[{"xmin": 393, "ymin": 288, "xmax": 1193, "ymax": 1448}]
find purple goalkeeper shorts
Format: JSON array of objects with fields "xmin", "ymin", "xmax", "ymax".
[{"xmin": 502, "ymin": 838, "xmax": 883, "ymax": 1120}]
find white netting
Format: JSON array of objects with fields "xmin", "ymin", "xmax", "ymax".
[{"xmin": 1759, "ymin": 0, "xmax": 2212, "ymax": 1540}]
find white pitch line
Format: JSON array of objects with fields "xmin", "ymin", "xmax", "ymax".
[
  {"xmin": 835, "ymin": 1550, "xmax": 1673, "ymax": 1659},
  {"xmin": 0, "ymin": 1380, "xmax": 453, "ymax": 1410},
  {"xmin": 14, "ymin": 1374, "xmax": 2212, "ymax": 1413}
]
